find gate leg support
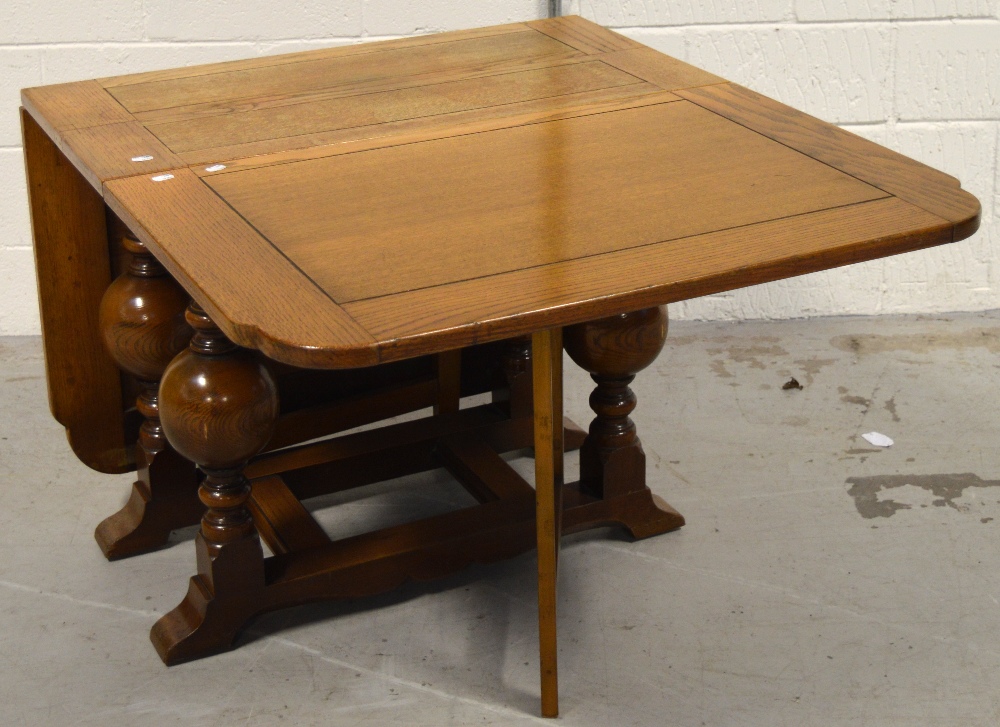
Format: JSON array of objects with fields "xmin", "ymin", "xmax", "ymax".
[{"xmin": 532, "ymin": 327, "xmax": 563, "ymax": 718}]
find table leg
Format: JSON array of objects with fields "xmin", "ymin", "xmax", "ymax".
[
  {"xmin": 434, "ymin": 349, "xmax": 462, "ymax": 415},
  {"xmin": 494, "ymin": 336, "xmax": 533, "ymax": 419},
  {"xmin": 96, "ymin": 232, "xmax": 197, "ymax": 558},
  {"xmin": 532, "ymin": 327, "xmax": 563, "ymax": 718},
  {"xmin": 564, "ymin": 305, "xmax": 684, "ymax": 539},
  {"xmin": 151, "ymin": 302, "xmax": 279, "ymax": 664}
]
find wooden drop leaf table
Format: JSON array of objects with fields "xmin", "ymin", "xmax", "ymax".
[{"xmin": 21, "ymin": 15, "xmax": 980, "ymax": 718}]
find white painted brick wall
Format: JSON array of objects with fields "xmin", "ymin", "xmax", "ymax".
[
  {"xmin": 572, "ymin": 0, "xmax": 1000, "ymax": 321},
  {"xmin": 363, "ymin": 0, "xmax": 545, "ymax": 35},
  {"xmin": 1, "ymin": 0, "xmax": 144, "ymax": 44},
  {"xmin": 1, "ymin": 0, "xmax": 997, "ymax": 333},
  {"xmin": 896, "ymin": 23, "xmax": 1000, "ymax": 120},
  {"xmin": 682, "ymin": 24, "xmax": 894, "ymax": 123},
  {"xmin": 145, "ymin": 2, "xmax": 362, "ymax": 41}
]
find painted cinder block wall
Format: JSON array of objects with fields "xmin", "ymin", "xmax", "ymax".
[{"xmin": 1, "ymin": 1, "xmax": 997, "ymax": 333}]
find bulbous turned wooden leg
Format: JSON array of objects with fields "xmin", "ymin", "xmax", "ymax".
[
  {"xmin": 564, "ymin": 306, "xmax": 684, "ymax": 538},
  {"xmin": 95, "ymin": 232, "xmax": 197, "ymax": 559},
  {"xmin": 151, "ymin": 302, "xmax": 279, "ymax": 665}
]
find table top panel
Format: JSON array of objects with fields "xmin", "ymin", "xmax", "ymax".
[
  {"xmin": 343, "ymin": 197, "xmax": 950, "ymax": 360},
  {"xmin": 677, "ymin": 83, "xmax": 980, "ymax": 238},
  {"xmin": 182, "ymin": 85, "xmax": 680, "ymax": 174},
  {"xmin": 144, "ymin": 60, "xmax": 642, "ymax": 153},
  {"xmin": 107, "ymin": 29, "xmax": 581, "ymax": 115},
  {"xmin": 103, "ymin": 168, "xmax": 381, "ymax": 368},
  {"xmin": 207, "ymin": 101, "xmax": 887, "ymax": 303},
  {"xmin": 22, "ymin": 16, "xmax": 982, "ymax": 369}
]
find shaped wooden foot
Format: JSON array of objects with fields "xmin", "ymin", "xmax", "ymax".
[
  {"xmin": 96, "ymin": 232, "xmax": 196, "ymax": 559},
  {"xmin": 152, "ymin": 303, "xmax": 278, "ymax": 664},
  {"xmin": 564, "ymin": 306, "xmax": 684, "ymax": 538},
  {"xmin": 94, "ymin": 447, "xmax": 202, "ymax": 560}
]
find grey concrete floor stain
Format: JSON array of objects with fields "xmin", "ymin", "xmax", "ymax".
[
  {"xmin": 669, "ymin": 333, "xmax": 783, "ymax": 347},
  {"xmin": 710, "ymin": 359, "xmax": 734, "ymax": 378},
  {"xmin": 706, "ymin": 343, "xmax": 789, "ymax": 371},
  {"xmin": 792, "ymin": 357, "xmax": 838, "ymax": 385},
  {"xmin": 708, "ymin": 342, "xmax": 791, "ymax": 379},
  {"xmin": 837, "ymin": 386, "xmax": 872, "ymax": 410},
  {"xmin": 846, "ymin": 473, "xmax": 1000, "ymax": 519},
  {"xmin": 831, "ymin": 327, "xmax": 1000, "ymax": 355},
  {"xmin": 884, "ymin": 397, "xmax": 901, "ymax": 422}
]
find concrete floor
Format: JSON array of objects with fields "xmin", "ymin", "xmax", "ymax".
[{"xmin": 2, "ymin": 312, "xmax": 1000, "ymax": 726}]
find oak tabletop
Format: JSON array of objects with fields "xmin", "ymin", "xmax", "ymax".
[{"xmin": 21, "ymin": 15, "xmax": 981, "ymax": 369}]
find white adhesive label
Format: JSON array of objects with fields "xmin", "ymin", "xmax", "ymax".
[
  {"xmin": 131, "ymin": 155, "xmax": 154, "ymax": 162},
  {"xmin": 204, "ymin": 164, "xmax": 226, "ymax": 172},
  {"xmin": 151, "ymin": 173, "xmax": 174, "ymax": 182}
]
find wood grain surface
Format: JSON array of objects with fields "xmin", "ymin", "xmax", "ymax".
[
  {"xmin": 532, "ymin": 327, "xmax": 564, "ymax": 717},
  {"xmin": 247, "ymin": 475, "xmax": 331, "ymax": 555},
  {"xmin": 131, "ymin": 54, "xmax": 600, "ymax": 127},
  {"xmin": 209, "ymin": 102, "xmax": 886, "ymax": 302},
  {"xmin": 186, "ymin": 86, "xmax": 676, "ymax": 174},
  {"xmin": 109, "ymin": 30, "xmax": 579, "ymax": 114},
  {"xmin": 20, "ymin": 15, "xmax": 981, "ymax": 370},
  {"xmin": 22, "ymin": 80, "xmax": 132, "ymax": 132},
  {"xmin": 678, "ymin": 83, "xmax": 981, "ymax": 237},
  {"xmin": 600, "ymin": 47, "xmax": 724, "ymax": 91},
  {"xmin": 97, "ymin": 22, "xmax": 531, "ymax": 89},
  {"xmin": 61, "ymin": 122, "xmax": 184, "ymax": 192},
  {"xmin": 178, "ymin": 83, "xmax": 673, "ymax": 168},
  {"xmin": 343, "ymin": 197, "xmax": 951, "ymax": 360},
  {"xmin": 147, "ymin": 61, "xmax": 639, "ymax": 153},
  {"xmin": 104, "ymin": 168, "xmax": 379, "ymax": 368},
  {"xmin": 21, "ymin": 109, "xmax": 132, "ymax": 473},
  {"xmin": 527, "ymin": 15, "xmax": 639, "ymax": 54}
]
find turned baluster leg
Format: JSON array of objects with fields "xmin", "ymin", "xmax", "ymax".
[
  {"xmin": 564, "ymin": 306, "xmax": 684, "ymax": 537},
  {"xmin": 95, "ymin": 233, "xmax": 197, "ymax": 559},
  {"xmin": 151, "ymin": 302, "xmax": 279, "ymax": 665}
]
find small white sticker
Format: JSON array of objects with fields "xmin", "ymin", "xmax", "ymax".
[
  {"xmin": 861, "ymin": 431, "xmax": 894, "ymax": 447},
  {"xmin": 151, "ymin": 173, "xmax": 174, "ymax": 182},
  {"xmin": 204, "ymin": 164, "xmax": 226, "ymax": 172},
  {"xmin": 131, "ymin": 155, "xmax": 154, "ymax": 162}
]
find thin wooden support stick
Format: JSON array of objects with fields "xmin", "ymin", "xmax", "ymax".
[{"xmin": 532, "ymin": 327, "xmax": 564, "ymax": 718}]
